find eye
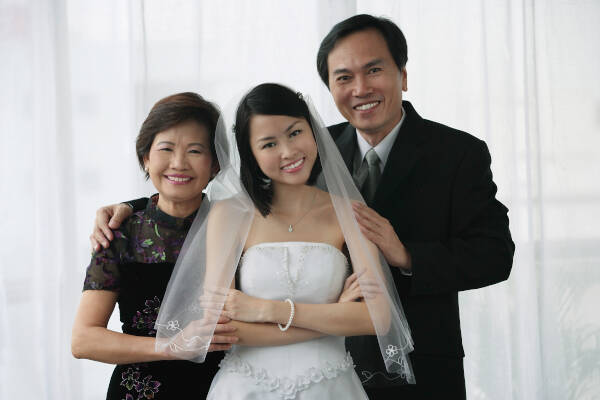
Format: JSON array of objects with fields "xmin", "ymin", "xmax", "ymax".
[
  {"xmin": 261, "ymin": 142, "xmax": 276, "ymax": 150},
  {"xmin": 158, "ymin": 147, "xmax": 173, "ymax": 152},
  {"xmin": 336, "ymin": 75, "xmax": 351, "ymax": 82},
  {"xmin": 289, "ymin": 129, "xmax": 302, "ymax": 138},
  {"xmin": 368, "ymin": 67, "xmax": 382, "ymax": 74},
  {"xmin": 189, "ymin": 148, "xmax": 204, "ymax": 154}
]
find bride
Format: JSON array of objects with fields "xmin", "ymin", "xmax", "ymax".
[{"xmin": 155, "ymin": 83, "xmax": 414, "ymax": 399}]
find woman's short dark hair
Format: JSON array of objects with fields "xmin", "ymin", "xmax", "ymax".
[
  {"xmin": 234, "ymin": 83, "xmax": 322, "ymax": 216},
  {"xmin": 316, "ymin": 14, "xmax": 408, "ymax": 87},
  {"xmin": 136, "ymin": 92, "xmax": 220, "ymax": 179}
]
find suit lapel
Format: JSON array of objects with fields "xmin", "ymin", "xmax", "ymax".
[
  {"xmin": 373, "ymin": 101, "xmax": 430, "ymax": 208},
  {"xmin": 334, "ymin": 123, "xmax": 358, "ymax": 172}
]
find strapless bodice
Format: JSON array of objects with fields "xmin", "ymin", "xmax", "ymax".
[
  {"xmin": 238, "ymin": 241, "xmax": 349, "ymax": 303},
  {"xmin": 210, "ymin": 242, "xmax": 367, "ymax": 399}
]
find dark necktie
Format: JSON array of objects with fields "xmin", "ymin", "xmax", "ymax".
[{"xmin": 360, "ymin": 148, "xmax": 381, "ymax": 203}]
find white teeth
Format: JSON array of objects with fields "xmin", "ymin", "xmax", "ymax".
[
  {"xmin": 355, "ymin": 102, "xmax": 379, "ymax": 111},
  {"xmin": 166, "ymin": 176, "xmax": 191, "ymax": 182},
  {"xmin": 282, "ymin": 159, "xmax": 303, "ymax": 170}
]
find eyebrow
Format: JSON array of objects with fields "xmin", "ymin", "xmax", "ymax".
[
  {"xmin": 155, "ymin": 141, "xmax": 206, "ymax": 147},
  {"xmin": 256, "ymin": 120, "xmax": 302, "ymax": 143},
  {"xmin": 332, "ymin": 58, "xmax": 384, "ymax": 75}
]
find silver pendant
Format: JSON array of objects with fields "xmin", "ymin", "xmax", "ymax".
[{"xmin": 288, "ymin": 225, "xmax": 293, "ymax": 233}]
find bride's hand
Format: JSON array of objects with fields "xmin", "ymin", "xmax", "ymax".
[
  {"xmin": 223, "ymin": 289, "xmax": 268, "ymax": 322},
  {"xmin": 338, "ymin": 271, "xmax": 382, "ymax": 303}
]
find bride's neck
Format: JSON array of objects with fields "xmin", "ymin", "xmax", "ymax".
[{"xmin": 271, "ymin": 183, "xmax": 316, "ymax": 215}]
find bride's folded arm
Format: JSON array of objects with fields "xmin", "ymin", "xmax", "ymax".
[
  {"xmin": 272, "ymin": 301, "xmax": 375, "ymax": 336},
  {"xmin": 223, "ymin": 288, "xmax": 375, "ymax": 337},
  {"xmin": 222, "ymin": 321, "xmax": 324, "ymax": 346}
]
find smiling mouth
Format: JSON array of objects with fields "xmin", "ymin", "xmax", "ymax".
[
  {"xmin": 281, "ymin": 158, "xmax": 305, "ymax": 171},
  {"xmin": 165, "ymin": 176, "xmax": 192, "ymax": 183},
  {"xmin": 354, "ymin": 101, "xmax": 380, "ymax": 111}
]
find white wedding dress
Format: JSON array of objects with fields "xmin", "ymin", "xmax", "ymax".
[{"xmin": 207, "ymin": 242, "xmax": 369, "ymax": 400}]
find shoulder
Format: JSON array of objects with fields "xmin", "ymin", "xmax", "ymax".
[
  {"xmin": 404, "ymin": 101, "xmax": 486, "ymax": 152},
  {"xmin": 208, "ymin": 195, "xmax": 254, "ymax": 226},
  {"xmin": 114, "ymin": 209, "xmax": 144, "ymax": 240},
  {"xmin": 415, "ymin": 119, "xmax": 490, "ymax": 168},
  {"xmin": 424, "ymin": 119, "xmax": 483, "ymax": 148},
  {"xmin": 327, "ymin": 121, "xmax": 351, "ymax": 141}
]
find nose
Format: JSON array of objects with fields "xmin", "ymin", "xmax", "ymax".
[
  {"xmin": 279, "ymin": 141, "xmax": 298, "ymax": 160},
  {"xmin": 170, "ymin": 150, "xmax": 188, "ymax": 170},
  {"xmin": 351, "ymin": 75, "xmax": 371, "ymax": 97}
]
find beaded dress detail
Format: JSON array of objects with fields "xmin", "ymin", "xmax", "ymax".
[{"xmin": 207, "ymin": 242, "xmax": 369, "ymax": 400}]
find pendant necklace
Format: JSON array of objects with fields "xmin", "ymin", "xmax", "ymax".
[{"xmin": 282, "ymin": 189, "xmax": 318, "ymax": 233}]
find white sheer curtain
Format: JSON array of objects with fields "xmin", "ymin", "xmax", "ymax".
[{"xmin": 1, "ymin": 0, "xmax": 598, "ymax": 399}]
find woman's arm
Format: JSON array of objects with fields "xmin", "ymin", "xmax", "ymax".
[
  {"xmin": 224, "ymin": 321, "xmax": 323, "ymax": 346},
  {"xmin": 267, "ymin": 300, "xmax": 374, "ymax": 336},
  {"xmin": 71, "ymin": 290, "xmax": 165, "ymax": 364},
  {"xmin": 223, "ymin": 289, "xmax": 375, "ymax": 337},
  {"xmin": 72, "ymin": 291, "xmax": 237, "ymax": 364}
]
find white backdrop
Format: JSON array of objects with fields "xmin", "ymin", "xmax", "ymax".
[{"xmin": 1, "ymin": 0, "xmax": 599, "ymax": 399}]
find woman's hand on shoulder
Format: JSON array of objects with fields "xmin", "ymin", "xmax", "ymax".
[{"xmin": 90, "ymin": 203, "xmax": 133, "ymax": 251}]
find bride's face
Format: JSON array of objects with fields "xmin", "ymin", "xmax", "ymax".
[{"xmin": 249, "ymin": 114, "xmax": 318, "ymax": 187}]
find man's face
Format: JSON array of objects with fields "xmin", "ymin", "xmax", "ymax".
[{"xmin": 327, "ymin": 29, "xmax": 407, "ymax": 144}]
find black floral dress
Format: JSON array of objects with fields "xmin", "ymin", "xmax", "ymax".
[{"xmin": 83, "ymin": 196, "xmax": 221, "ymax": 399}]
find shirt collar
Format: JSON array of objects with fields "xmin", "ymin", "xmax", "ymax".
[{"xmin": 355, "ymin": 106, "xmax": 405, "ymax": 168}]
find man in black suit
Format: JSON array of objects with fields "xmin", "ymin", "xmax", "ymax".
[
  {"xmin": 315, "ymin": 14, "xmax": 514, "ymax": 399},
  {"xmin": 91, "ymin": 14, "xmax": 514, "ymax": 400}
]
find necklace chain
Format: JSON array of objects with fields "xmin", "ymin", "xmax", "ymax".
[{"xmin": 275, "ymin": 189, "xmax": 318, "ymax": 233}]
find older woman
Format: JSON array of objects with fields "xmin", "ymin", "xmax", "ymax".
[{"xmin": 71, "ymin": 92, "xmax": 237, "ymax": 399}]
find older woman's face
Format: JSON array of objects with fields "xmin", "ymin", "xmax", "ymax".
[{"xmin": 143, "ymin": 120, "xmax": 215, "ymax": 214}]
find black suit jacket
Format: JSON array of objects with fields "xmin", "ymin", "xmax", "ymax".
[{"xmin": 333, "ymin": 101, "xmax": 514, "ymax": 390}]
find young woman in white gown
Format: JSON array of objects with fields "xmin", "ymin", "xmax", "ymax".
[{"xmin": 155, "ymin": 83, "xmax": 414, "ymax": 399}]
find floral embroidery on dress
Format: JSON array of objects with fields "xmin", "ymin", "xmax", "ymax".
[
  {"xmin": 120, "ymin": 366, "xmax": 161, "ymax": 399},
  {"xmin": 219, "ymin": 352, "xmax": 355, "ymax": 400},
  {"xmin": 132, "ymin": 296, "xmax": 161, "ymax": 336}
]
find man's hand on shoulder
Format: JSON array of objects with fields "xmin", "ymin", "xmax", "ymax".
[
  {"xmin": 352, "ymin": 202, "xmax": 412, "ymax": 271},
  {"xmin": 90, "ymin": 203, "xmax": 134, "ymax": 252}
]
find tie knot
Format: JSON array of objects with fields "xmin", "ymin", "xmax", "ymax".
[{"xmin": 365, "ymin": 148, "xmax": 380, "ymax": 166}]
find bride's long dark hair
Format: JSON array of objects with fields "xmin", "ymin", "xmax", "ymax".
[{"xmin": 234, "ymin": 83, "xmax": 322, "ymax": 216}]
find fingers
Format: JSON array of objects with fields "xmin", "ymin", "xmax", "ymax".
[
  {"xmin": 108, "ymin": 204, "xmax": 133, "ymax": 229},
  {"xmin": 92, "ymin": 207, "xmax": 115, "ymax": 250},
  {"xmin": 200, "ymin": 287, "xmax": 231, "ymax": 300},
  {"xmin": 354, "ymin": 211, "xmax": 383, "ymax": 235},
  {"xmin": 217, "ymin": 315, "xmax": 232, "ymax": 324},
  {"xmin": 89, "ymin": 235, "xmax": 101, "ymax": 253},
  {"xmin": 207, "ymin": 343, "xmax": 233, "ymax": 352},
  {"xmin": 343, "ymin": 272, "xmax": 358, "ymax": 290},
  {"xmin": 353, "ymin": 203, "xmax": 388, "ymax": 233},
  {"xmin": 210, "ymin": 334, "xmax": 238, "ymax": 345},
  {"xmin": 90, "ymin": 228, "xmax": 111, "ymax": 251},
  {"xmin": 358, "ymin": 224, "xmax": 382, "ymax": 245},
  {"xmin": 213, "ymin": 323, "xmax": 236, "ymax": 334}
]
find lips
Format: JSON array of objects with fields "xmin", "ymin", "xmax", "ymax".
[
  {"xmin": 164, "ymin": 175, "xmax": 193, "ymax": 184},
  {"xmin": 281, "ymin": 157, "xmax": 305, "ymax": 173},
  {"xmin": 353, "ymin": 101, "xmax": 380, "ymax": 111}
]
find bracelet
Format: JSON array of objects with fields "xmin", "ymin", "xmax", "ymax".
[{"xmin": 278, "ymin": 298, "xmax": 295, "ymax": 332}]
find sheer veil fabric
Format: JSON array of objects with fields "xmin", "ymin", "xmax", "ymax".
[{"xmin": 154, "ymin": 92, "xmax": 415, "ymax": 383}]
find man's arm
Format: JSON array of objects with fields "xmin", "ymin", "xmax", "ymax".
[
  {"xmin": 90, "ymin": 198, "xmax": 148, "ymax": 251},
  {"xmin": 403, "ymin": 139, "xmax": 514, "ymax": 294},
  {"xmin": 355, "ymin": 139, "xmax": 514, "ymax": 295}
]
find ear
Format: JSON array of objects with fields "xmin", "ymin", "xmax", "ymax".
[
  {"xmin": 211, "ymin": 160, "xmax": 220, "ymax": 178},
  {"xmin": 143, "ymin": 154, "xmax": 150, "ymax": 172},
  {"xmin": 402, "ymin": 68, "xmax": 408, "ymax": 92}
]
